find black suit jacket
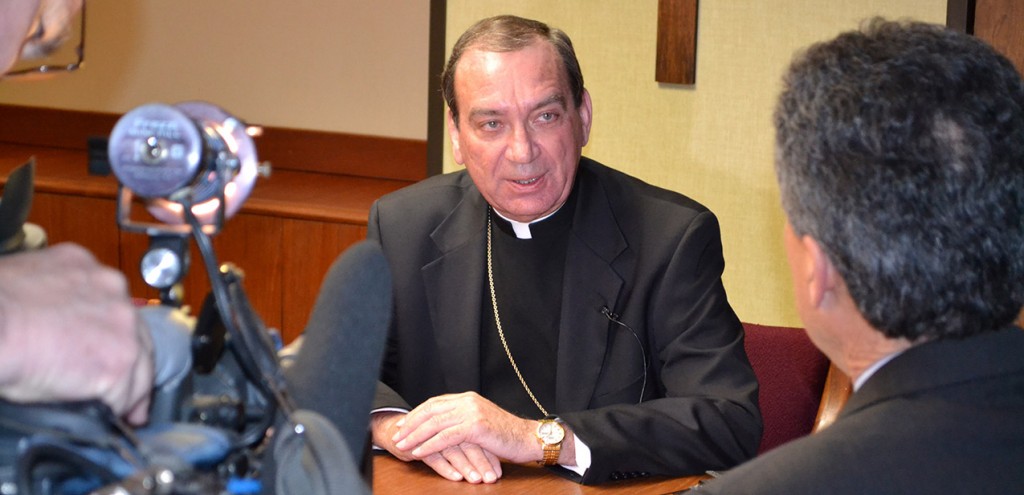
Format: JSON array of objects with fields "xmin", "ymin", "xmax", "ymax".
[
  {"xmin": 696, "ymin": 327, "xmax": 1024, "ymax": 494},
  {"xmin": 367, "ymin": 157, "xmax": 761, "ymax": 484}
]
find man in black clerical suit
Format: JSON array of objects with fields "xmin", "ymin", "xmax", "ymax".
[
  {"xmin": 366, "ymin": 15, "xmax": 761, "ymax": 485},
  {"xmin": 696, "ymin": 19, "xmax": 1024, "ymax": 494}
]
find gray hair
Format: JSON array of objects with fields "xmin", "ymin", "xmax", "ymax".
[{"xmin": 774, "ymin": 18, "xmax": 1024, "ymax": 340}]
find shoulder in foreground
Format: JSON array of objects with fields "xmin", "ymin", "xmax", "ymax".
[{"xmin": 692, "ymin": 427, "xmax": 863, "ymax": 494}]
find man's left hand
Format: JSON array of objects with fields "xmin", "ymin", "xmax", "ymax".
[{"xmin": 392, "ymin": 391, "xmax": 562, "ymax": 466}]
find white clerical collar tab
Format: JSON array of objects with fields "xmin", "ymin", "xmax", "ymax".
[
  {"xmin": 509, "ymin": 221, "xmax": 532, "ymax": 239},
  {"xmin": 492, "ymin": 206, "xmax": 563, "ymax": 240}
]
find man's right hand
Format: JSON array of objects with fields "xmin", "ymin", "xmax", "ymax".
[
  {"xmin": 371, "ymin": 410, "xmax": 503, "ymax": 483},
  {"xmin": 0, "ymin": 243, "xmax": 154, "ymax": 424}
]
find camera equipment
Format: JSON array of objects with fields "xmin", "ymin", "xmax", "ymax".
[
  {"xmin": 108, "ymin": 101, "xmax": 262, "ymax": 230},
  {"xmin": 0, "ymin": 102, "xmax": 362, "ymax": 495},
  {"xmin": 0, "ymin": 160, "xmax": 46, "ymax": 253}
]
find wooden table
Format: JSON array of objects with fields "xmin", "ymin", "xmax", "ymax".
[{"xmin": 371, "ymin": 454, "xmax": 706, "ymax": 494}]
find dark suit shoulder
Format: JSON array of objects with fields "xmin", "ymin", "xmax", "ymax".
[
  {"xmin": 375, "ymin": 170, "xmax": 473, "ymax": 210},
  {"xmin": 580, "ymin": 156, "xmax": 711, "ymax": 216},
  {"xmin": 697, "ymin": 344, "xmax": 1024, "ymax": 494},
  {"xmin": 578, "ymin": 156, "xmax": 722, "ymax": 251},
  {"xmin": 371, "ymin": 170, "xmax": 475, "ymax": 229}
]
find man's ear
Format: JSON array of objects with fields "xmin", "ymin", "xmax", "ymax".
[
  {"xmin": 577, "ymin": 89, "xmax": 593, "ymax": 147},
  {"xmin": 802, "ymin": 236, "xmax": 839, "ymax": 309},
  {"xmin": 446, "ymin": 109, "xmax": 465, "ymax": 165}
]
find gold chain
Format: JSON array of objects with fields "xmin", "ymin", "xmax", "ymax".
[{"xmin": 486, "ymin": 209, "xmax": 549, "ymax": 417}]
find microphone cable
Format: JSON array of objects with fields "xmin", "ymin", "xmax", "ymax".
[{"xmin": 600, "ymin": 306, "xmax": 649, "ymax": 405}]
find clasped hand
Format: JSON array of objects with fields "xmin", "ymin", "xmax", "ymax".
[{"xmin": 373, "ymin": 392, "xmax": 545, "ymax": 483}]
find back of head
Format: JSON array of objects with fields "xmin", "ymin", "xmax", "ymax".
[
  {"xmin": 441, "ymin": 15, "xmax": 584, "ymax": 124},
  {"xmin": 775, "ymin": 18, "xmax": 1024, "ymax": 341}
]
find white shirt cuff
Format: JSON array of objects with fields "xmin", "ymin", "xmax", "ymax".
[{"xmin": 561, "ymin": 433, "xmax": 591, "ymax": 476}]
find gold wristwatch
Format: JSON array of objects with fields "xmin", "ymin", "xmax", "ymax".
[{"xmin": 535, "ymin": 417, "xmax": 565, "ymax": 466}]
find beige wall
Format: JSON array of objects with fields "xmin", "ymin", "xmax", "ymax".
[
  {"xmin": 3, "ymin": 1, "xmax": 950, "ymax": 327},
  {"xmin": 444, "ymin": 1, "xmax": 946, "ymax": 328},
  {"xmin": 0, "ymin": 0, "xmax": 431, "ymax": 140}
]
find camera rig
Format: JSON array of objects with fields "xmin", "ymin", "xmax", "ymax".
[{"xmin": 0, "ymin": 102, "xmax": 355, "ymax": 495}]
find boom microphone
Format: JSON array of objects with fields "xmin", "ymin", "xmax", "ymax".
[{"xmin": 283, "ymin": 240, "xmax": 392, "ymax": 466}]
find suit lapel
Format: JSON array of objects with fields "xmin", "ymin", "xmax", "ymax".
[
  {"xmin": 556, "ymin": 163, "xmax": 630, "ymax": 412},
  {"xmin": 422, "ymin": 188, "xmax": 487, "ymax": 393}
]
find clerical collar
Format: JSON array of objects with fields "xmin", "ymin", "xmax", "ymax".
[
  {"xmin": 490, "ymin": 208, "xmax": 560, "ymax": 239},
  {"xmin": 488, "ymin": 176, "xmax": 580, "ymax": 240}
]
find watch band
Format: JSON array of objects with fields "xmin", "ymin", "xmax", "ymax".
[{"xmin": 541, "ymin": 442, "xmax": 561, "ymax": 466}]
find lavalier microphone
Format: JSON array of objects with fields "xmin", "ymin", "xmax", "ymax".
[{"xmin": 600, "ymin": 306, "xmax": 649, "ymax": 404}]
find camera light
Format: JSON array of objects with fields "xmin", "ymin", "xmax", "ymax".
[{"xmin": 108, "ymin": 101, "xmax": 261, "ymax": 228}]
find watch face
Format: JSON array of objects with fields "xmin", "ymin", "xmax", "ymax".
[{"xmin": 538, "ymin": 421, "xmax": 565, "ymax": 444}]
